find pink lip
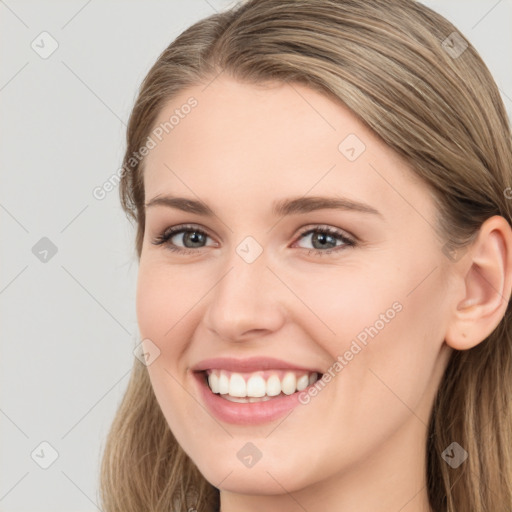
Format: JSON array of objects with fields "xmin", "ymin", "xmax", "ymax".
[
  {"xmin": 192, "ymin": 371, "xmax": 317, "ymax": 425},
  {"xmin": 191, "ymin": 356, "xmax": 323, "ymax": 374}
]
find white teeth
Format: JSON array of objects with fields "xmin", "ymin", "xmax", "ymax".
[
  {"xmin": 208, "ymin": 372, "xmax": 219, "ymax": 393},
  {"xmin": 281, "ymin": 372, "xmax": 296, "ymax": 395},
  {"xmin": 206, "ymin": 369, "xmax": 320, "ymax": 399},
  {"xmin": 218, "ymin": 372, "xmax": 229, "ymax": 394},
  {"xmin": 246, "ymin": 375, "xmax": 266, "ymax": 397},
  {"xmin": 248, "ymin": 395, "xmax": 272, "ymax": 402},
  {"xmin": 266, "ymin": 375, "xmax": 281, "ymax": 396},
  {"xmin": 222, "ymin": 395, "xmax": 273, "ymax": 403},
  {"xmin": 229, "ymin": 373, "xmax": 246, "ymax": 397},
  {"xmin": 297, "ymin": 374, "xmax": 309, "ymax": 391}
]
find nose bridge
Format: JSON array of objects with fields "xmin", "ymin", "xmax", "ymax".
[{"xmin": 203, "ymin": 238, "xmax": 285, "ymax": 341}]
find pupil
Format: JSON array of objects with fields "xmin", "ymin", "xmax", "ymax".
[
  {"xmin": 186, "ymin": 232, "xmax": 204, "ymax": 247},
  {"xmin": 314, "ymin": 233, "xmax": 335, "ymax": 249}
]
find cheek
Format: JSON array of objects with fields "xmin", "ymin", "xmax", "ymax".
[
  {"xmin": 136, "ymin": 267, "xmax": 170, "ymax": 345},
  {"xmin": 285, "ymin": 262, "xmax": 398, "ymax": 345},
  {"xmin": 135, "ymin": 264, "xmax": 204, "ymax": 444},
  {"xmin": 318, "ymin": 257, "xmax": 448, "ymax": 428},
  {"xmin": 135, "ymin": 262, "xmax": 203, "ymax": 343},
  {"xmin": 343, "ymin": 272, "xmax": 448, "ymax": 425}
]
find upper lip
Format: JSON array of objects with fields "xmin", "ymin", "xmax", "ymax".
[{"xmin": 191, "ymin": 356, "xmax": 324, "ymax": 374}]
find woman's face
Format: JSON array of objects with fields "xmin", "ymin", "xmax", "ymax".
[{"xmin": 137, "ymin": 76, "xmax": 454, "ymax": 502}]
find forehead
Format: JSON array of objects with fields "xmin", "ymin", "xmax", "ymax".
[{"xmin": 142, "ymin": 76, "xmax": 431, "ymax": 223}]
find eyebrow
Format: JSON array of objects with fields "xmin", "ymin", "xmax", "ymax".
[{"xmin": 145, "ymin": 194, "xmax": 382, "ymax": 218}]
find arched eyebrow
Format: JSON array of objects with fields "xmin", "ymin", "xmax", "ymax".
[
  {"xmin": 272, "ymin": 196, "xmax": 382, "ymax": 217},
  {"xmin": 144, "ymin": 194, "xmax": 383, "ymax": 219}
]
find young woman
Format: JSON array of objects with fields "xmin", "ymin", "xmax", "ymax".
[{"xmin": 99, "ymin": 1, "xmax": 512, "ymax": 511}]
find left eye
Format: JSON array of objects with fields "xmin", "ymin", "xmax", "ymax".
[
  {"xmin": 151, "ymin": 224, "xmax": 356, "ymax": 254},
  {"xmin": 293, "ymin": 226, "xmax": 355, "ymax": 251}
]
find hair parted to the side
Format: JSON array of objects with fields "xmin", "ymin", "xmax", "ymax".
[{"xmin": 100, "ymin": 1, "xmax": 512, "ymax": 510}]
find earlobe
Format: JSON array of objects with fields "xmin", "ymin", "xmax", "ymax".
[{"xmin": 445, "ymin": 215, "xmax": 512, "ymax": 351}]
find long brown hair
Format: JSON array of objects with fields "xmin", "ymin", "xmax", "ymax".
[{"xmin": 99, "ymin": 1, "xmax": 512, "ymax": 510}]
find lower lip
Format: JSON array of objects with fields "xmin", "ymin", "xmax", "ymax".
[{"xmin": 193, "ymin": 371, "xmax": 313, "ymax": 425}]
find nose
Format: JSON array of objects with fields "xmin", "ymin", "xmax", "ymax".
[{"xmin": 202, "ymin": 246, "xmax": 287, "ymax": 342}]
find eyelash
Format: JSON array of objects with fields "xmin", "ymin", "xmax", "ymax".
[{"xmin": 151, "ymin": 223, "xmax": 356, "ymax": 255}]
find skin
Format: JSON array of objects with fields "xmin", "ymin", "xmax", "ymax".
[{"xmin": 136, "ymin": 75, "xmax": 512, "ymax": 512}]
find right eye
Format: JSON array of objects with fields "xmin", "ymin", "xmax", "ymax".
[{"xmin": 151, "ymin": 224, "xmax": 217, "ymax": 253}]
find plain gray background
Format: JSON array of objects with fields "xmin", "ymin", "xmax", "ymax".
[{"xmin": 1, "ymin": 1, "xmax": 511, "ymax": 510}]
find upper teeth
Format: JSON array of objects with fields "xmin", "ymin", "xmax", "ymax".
[{"xmin": 207, "ymin": 369, "xmax": 320, "ymax": 397}]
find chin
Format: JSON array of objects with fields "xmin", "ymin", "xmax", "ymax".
[{"xmin": 192, "ymin": 452, "xmax": 320, "ymax": 496}]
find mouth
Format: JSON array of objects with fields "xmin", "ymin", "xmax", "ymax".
[
  {"xmin": 196, "ymin": 368, "xmax": 323, "ymax": 403},
  {"xmin": 191, "ymin": 358, "xmax": 326, "ymax": 424}
]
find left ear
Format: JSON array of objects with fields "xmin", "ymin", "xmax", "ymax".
[{"xmin": 445, "ymin": 215, "xmax": 512, "ymax": 350}]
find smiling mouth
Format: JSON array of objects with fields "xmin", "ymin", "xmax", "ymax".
[{"xmin": 199, "ymin": 368, "xmax": 322, "ymax": 403}]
